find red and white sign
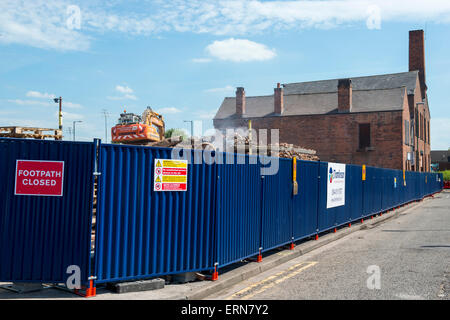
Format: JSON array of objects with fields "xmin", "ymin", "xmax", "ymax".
[
  {"xmin": 15, "ymin": 160, "xmax": 65, "ymax": 196},
  {"xmin": 154, "ymin": 159, "xmax": 188, "ymax": 192}
]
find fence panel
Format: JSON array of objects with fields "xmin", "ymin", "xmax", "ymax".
[
  {"xmin": 292, "ymin": 160, "xmax": 319, "ymax": 240},
  {"xmin": 216, "ymin": 153, "xmax": 262, "ymax": 267},
  {"xmin": 347, "ymin": 164, "xmax": 363, "ymax": 222},
  {"xmin": 0, "ymin": 138, "xmax": 95, "ymax": 285},
  {"xmin": 95, "ymin": 144, "xmax": 216, "ymax": 283},
  {"xmin": 261, "ymin": 158, "xmax": 293, "ymax": 252},
  {"xmin": 317, "ymin": 162, "xmax": 336, "ymax": 232}
]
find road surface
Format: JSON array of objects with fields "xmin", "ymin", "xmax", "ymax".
[{"xmin": 208, "ymin": 190, "xmax": 450, "ymax": 300}]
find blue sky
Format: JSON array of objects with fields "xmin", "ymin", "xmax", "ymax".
[{"xmin": 0, "ymin": 0, "xmax": 449, "ymax": 149}]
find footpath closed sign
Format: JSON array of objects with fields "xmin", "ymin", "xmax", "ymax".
[
  {"xmin": 15, "ymin": 160, "xmax": 64, "ymax": 196},
  {"xmin": 326, "ymin": 162, "xmax": 346, "ymax": 209},
  {"xmin": 154, "ymin": 159, "xmax": 188, "ymax": 191}
]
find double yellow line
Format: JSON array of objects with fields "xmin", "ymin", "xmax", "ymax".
[{"xmin": 226, "ymin": 261, "xmax": 318, "ymax": 300}]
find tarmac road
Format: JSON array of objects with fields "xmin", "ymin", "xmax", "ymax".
[{"xmin": 208, "ymin": 190, "xmax": 450, "ymax": 300}]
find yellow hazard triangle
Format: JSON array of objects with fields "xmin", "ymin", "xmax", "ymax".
[
  {"xmin": 156, "ymin": 160, "xmax": 162, "ymax": 167},
  {"xmin": 156, "ymin": 176, "xmax": 162, "ymax": 183}
]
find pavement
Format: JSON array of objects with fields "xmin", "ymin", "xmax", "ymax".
[{"xmin": 0, "ymin": 190, "xmax": 447, "ymax": 300}]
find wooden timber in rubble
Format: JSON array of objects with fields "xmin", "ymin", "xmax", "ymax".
[
  {"xmin": 230, "ymin": 144, "xmax": 319, "ymax": 161},
  {"xmin": 0, "ymin": 126, "xmax": 62, "ymax": 140},
  {"xmin": 226, "ymin": 134, "xmax": 319, "ymax": 161}
]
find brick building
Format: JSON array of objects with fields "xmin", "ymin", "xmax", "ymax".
[{"xmin": 213, "ymin": 30, "xmax": 431, "ymax": 172}]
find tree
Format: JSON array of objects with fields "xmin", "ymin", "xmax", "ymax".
[{"xmin": 165, "ymin": 128, "xmax": 188, "ymax": 140}]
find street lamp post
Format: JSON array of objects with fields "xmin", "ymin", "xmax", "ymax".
[
  {"xmin": 53, "ymin": 97, "xmax": 63, "ymax": 131},
  {"xmin": 184, "ymin": 120, "xmax": 194, "ymax": 138},
  {"xmin": 72, "ymin": 120, "xmax": 82, "ymax": 141}
]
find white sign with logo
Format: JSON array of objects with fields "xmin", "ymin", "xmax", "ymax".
[{"xmin": 326, "ymin": 163, "xmax": 346, "ymax": 209}]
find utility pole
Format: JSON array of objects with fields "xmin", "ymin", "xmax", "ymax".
[{"xmin": 102, "ymin": 109, "xmax": 110, "ymax": 143}]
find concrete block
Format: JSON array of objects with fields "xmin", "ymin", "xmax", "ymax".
[{"xmin": 107, "ymin": 278, "xmax": 165, "ymax": 294}]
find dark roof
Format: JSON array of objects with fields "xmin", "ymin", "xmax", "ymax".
[
  {"xmin": 214, "ymin": 71, "xmax": 418, "ymax": 120},
  {"xmin": 431, "ymin": 150, "xmax": 450, "ymax": 163},
  {"xmin": 283, "ymin": 71, "xmax": 419, "ymax": 95},
  {"xmin": 214, "ymin": 87, "xmax": 407, "ymax": 120}
]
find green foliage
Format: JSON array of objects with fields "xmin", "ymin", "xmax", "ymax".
[
  {"xmin": 165, "ymin": 128, "xmax": 188, "ymax": 140},
  {"xmin": 440, "ymin": 170, "xmax": 450, "ymax": 181}
]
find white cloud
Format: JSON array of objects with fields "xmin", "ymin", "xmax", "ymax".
[
  {"xmin": 3, "ymin": 1, "xmax": 450, "ymax": 51},
  {"xmin": 205, "ymin": 85, "xmax": 235, "ymax": 93},
  {"xmin": 206, "ymin": 38, "xmax": 276, "ymax": 62},
  {"xmin": 26, "ymin": 91, "xmax": 56, "ymax": 99},
  {"xmin": 157, "ymin": 107, "xmax": 182, "ymax": 114},
  {"xmin": 0, "ymin": 0, "xmax": 90, "ymax": 51},
  {"xmin": 107, "ymin": 85, "xmax": 137, "ymax": 100},
  {"xmin": 115, "ymin": 85, "xmax": 134, "ymax": 94},
  {"xmin": 9, "ymin": 92, "xmax": 83, "ymax": 109}
]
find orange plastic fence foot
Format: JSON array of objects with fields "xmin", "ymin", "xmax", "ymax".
[
  {"xmin": 371, "ymin": 216, "xmax": 373, "ymax": 219},
  {"xmin": 315, "ymin": 234, "xmax": 319, "ymax": 241},
  {"xmin": 348, "ymin": 223, "xmax": 351, "ymax": 228},
  {"xmin": 211, "ymin": 264, "xmax": 219, "ymax": 281},
  {"xmin": 334, "ymin": 228, "xmax": 337, "ymax": 233},
  {"xmin": 289, "ymin": 243, "xmax": 295, "ymax": 250},
  {"xmin": 361, "ymin": 219, "xmax": 364, "ymax": 223},
  {"xmin": 257, "ymin": 254, "xmax": 263, "ymax": 263},
  {"xmin": 80, "ymin": 280, "xmax": 96, "ymax": 298}
]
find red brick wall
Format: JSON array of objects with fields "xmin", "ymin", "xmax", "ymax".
[
  {"xmin": 214, "ymin": 109, "xmax": 406, "ymax": 170},
  {"xmin": 407, "ymin": 76, "xmax": 431, "ymax": 172}
]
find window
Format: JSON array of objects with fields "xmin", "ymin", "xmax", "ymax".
[
  {"xmin": 415, "ymin": 110, "xmax": 419, "ymax": 138},
  {"xmin": 405, "ymin": 120, "xmax": 410, "ymax": 145},
  {"xmin": 359, "ymin": 123, "xmax": 371, "ymax": 149}
]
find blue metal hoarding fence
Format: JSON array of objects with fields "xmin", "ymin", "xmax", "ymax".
[
  {"xmin": 1, "ymin": 137, "xmax": 443, "ymax": 288},
  {"xmin": 0, "ymin": 138, "xmax": 96, "ymax": 285},
  {"xmin": 94, "ymin": 144, "xmax": 217, "ymax": 283}
]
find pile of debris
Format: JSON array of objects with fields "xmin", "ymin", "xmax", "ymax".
[
  {"xmin": 223, "ymin": 133, "xmax": 319, "ymax": 161},
  {"xmin": 271, "ymin": 143, "xmax": 319, "ymax": 161},
  {"xmin": 173, "ymin": 133, "xmax": 318, "ymax": 161}
]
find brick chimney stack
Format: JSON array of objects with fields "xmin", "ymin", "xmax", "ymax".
[
  {"xmin": 409, "ymin": 30, "xmax": 427, "ymax": 97},
  {"xmin": 338, "ymin": 79, "xmax": 352, "ymax": 113},
  {"xmin": 236, "ymin": 87, "xmax": 246, "ymax": 116},
  {"xmin": 274, "ymin": 83, "xmax": 284, "ymax": 114}
]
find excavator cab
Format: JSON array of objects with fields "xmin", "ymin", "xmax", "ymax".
[{"xmin": 117, "ymin": 112, "xmax": 141, "ymax": 125}]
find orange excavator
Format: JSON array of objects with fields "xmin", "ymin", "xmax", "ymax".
[{"xmin": 111, "ymin": 107, "xmax": 165, "ymax": 144}]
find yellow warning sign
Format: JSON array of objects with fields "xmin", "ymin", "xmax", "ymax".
[
  {"xmin": 154, "ymin": 158, "xmax": 188, "ymax": 192},
  {"xmin": 362, "ymin": 165, "xmax": 366, "ymax": 181},
  {"xmin": 162, "ymin": 160, "xmax": 187, "ymax": 168},
  {"xmin": 163, "ymin": 176, "xmax": 187, "ymax": 183}
]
